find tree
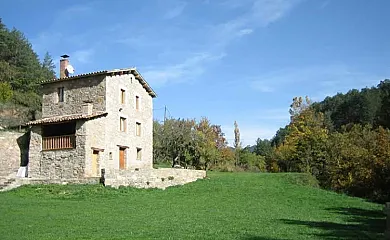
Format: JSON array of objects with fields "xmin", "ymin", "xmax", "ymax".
[
  {"xmin": 289, "ymin": 96, "xmax": 311, "ymax": 120},
  {"xmin": 254, "ymin": 138, "xmax": 272, "ymax": 157},
  {"xmin": 0, "ymin": 82, "xmax": 13, "ymax": 102},
  {"xmin": 234, "ymin": 121, "xmax": 241, "ymax": 149},
  {"xmin": 152, "ymin": 117, "xmax": 229, "ymax": 170},
  {"xmin": 271, "ymin": 126, "xmax": 289, "ymax": 147},
  {"xmin": 41, "ymin": 52, "xmax": 56, "ymax": 80},
  {"xmin": 377, "ymin": 79, "xmax": 390, "ymax": 129},
  {"xmin": 276, "ymin": 96, "xmax": 328, "ymax": 174},
  {"xmin": 234, "ymin": 120, "xmax": 241, "ymax": 166}
]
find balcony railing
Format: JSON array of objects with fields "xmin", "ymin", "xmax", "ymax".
[{"xmin": 42, "ymin": 135, "xmax": 76, "ymax": 150}]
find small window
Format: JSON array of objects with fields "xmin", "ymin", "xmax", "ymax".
[
  {"xmin": 58, "ymin": 87, "xmax": 64, "ymax": 102},
  {"xmin": 136, "ymin": 148, "xmax": 142, "ymax": 160},
  {"xmin": 120, "ymin": 117, "xmax": 127, "ymax": 132},
  {"xmin": 120, "ymin": 89, "xmax": 125, "ymax": 104},
  {"xmin": 135, "ymin": 96, "xmax": 140, "ymax": 110},
  {"xmin": 136, "ymin": 122, "xmax": 141, "ymax": 136}
]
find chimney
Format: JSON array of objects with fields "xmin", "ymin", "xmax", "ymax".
[
  {"xmin": 81, "ymin": 103, "xmax": 93, "ymax": 116},
  {"xmin": 60, "ymin": 54, "xmax": 69, "ymax": 78}
]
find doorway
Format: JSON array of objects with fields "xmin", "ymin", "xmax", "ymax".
[
  {"xmin": 92, "ymin": 150, "xmax": 99, "ymax": 176},
  {"xmin": 119, "ymin": 147, "xmax": 126, "ymax": 169}
]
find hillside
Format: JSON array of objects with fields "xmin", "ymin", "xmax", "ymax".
[
  {"xmin": 0, "ymin": 172, "xmax": 385, "ymax": 240},
  {"xmin": 0, "ymin": 19, "xmax": 55, "ymax": 128}
]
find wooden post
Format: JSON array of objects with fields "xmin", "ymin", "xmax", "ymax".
[{"xmin": 385, "ymin": 202, "xmax": 390, "ymax": 240}]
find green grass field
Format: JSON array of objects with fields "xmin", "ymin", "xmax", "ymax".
[{"xmin": 0, "ymin": 172, "xmax": 385, "ymax": 240}]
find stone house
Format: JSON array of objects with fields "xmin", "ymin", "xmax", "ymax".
[{"xmin": 26, "ymin": 56, "xmax": 156, "ymax": 179}]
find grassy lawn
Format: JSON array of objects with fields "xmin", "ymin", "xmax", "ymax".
[{"xmin": 0, "ymin": 172, "xmax": 385, "ymax": 240}]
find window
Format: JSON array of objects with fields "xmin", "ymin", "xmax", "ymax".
[
  {"xmin": 135, "ymin": 96, "xmax": 140, "ymax": 110},
  {"xmin": 120, "ymin": 89, "xmax": 125, "ymax": 104},
  {"xmin": 136, "ymin": 122, "xmax": 141, "ymax": 136},
  {"xmin": 120, "ymin": 117, "xmax": 127, "ymax": 132},
  {"xmin": 58, "ymin": 87, "xmax": 64, "ymax": 102},
  {"xmin": 136, "ymin": 148, "xmax": 142, "ymax": 160}
]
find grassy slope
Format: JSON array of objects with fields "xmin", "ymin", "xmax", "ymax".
[{"xmin": 0, "ymin": 172, "xmax": 385, "ymax": 240}]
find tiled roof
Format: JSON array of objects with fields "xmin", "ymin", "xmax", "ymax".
[
  {"xmin": 41, "ymin": 68, "xmax": 157, "ymax": 98},
  {"xmin": 26, "ymin": 112, "xmax": 108, "ymax": 126}
]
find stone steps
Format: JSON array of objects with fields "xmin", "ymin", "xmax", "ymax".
[
  {"xmin": 0, "ymin": 178, "xmax": 16, "ymax": 190},
  {"xmin": 0, "ymin": 169, "xmax": 19, "ymax": 191}
]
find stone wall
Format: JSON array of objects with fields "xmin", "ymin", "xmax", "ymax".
[
  {"xmin": 28, "ymin": 121, "xmax": 87, "ymax": 179},
  {"xmin": 104, "ymin": 74, "xmax": 154, "ymax": 171},
  {"xmin": 42, "ymin": 75, "xmax": 106, "ymax": 118},
  {"xmin": 84, "ymin": 116, "xmax": 106, "ymax": 177},
  {"xmin": 16, "ymin": 177, "xmax": 100, "ymax": 186},
  {"xmin": 0, "ymin": 131, "xmax": 28, "ymax": 177},
  {"xmin": 105, "ymin": 168, "xmax": 206, "ymax": 189}
]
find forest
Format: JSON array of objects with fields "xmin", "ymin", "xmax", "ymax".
[
  {"xmin": 153, "ymin": 84, "xmax": 390, "ymax": 203},
  {"xmin": 0, "ymin": 18, "xmax": 55, "ymax": 127},
  {"xmin": 1, "ymin": 19, "xmax": 389, "ymax": 203}
]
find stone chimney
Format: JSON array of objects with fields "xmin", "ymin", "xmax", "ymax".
[
  {"xmin": 60, "ymin": 55, "xmax": 69, "ymax": 78},
  {"xmin": 81, "ymin": 103, "xmax": 93, "ymax": 116}
]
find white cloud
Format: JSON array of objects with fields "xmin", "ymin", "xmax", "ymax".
[
  {"xmin": 144, "ymin": 0, "xmax": 303, "ymax": 87},
  {"xmin": 250, "ymin": 81, "xmax": 274, "ymax": 92},
  {"xmin": 248, "ymin": 63, "xmax": 386, "ymax": 103},
  {"xmin": 238, "ymin": 28, "xmax": 254, "ymax": 36},
  {"xmin": 251, "ymin": 0, "xmax": 301, "ymax": 27},
  {"xmin": 163, "ymin": 1, "xmax": 187, "ymax": 19},
  {"xmin": 143, "ymin": 52, "xmax": 226, "ymax": 87},
  {"xmin": 72, "ymin": 49, "xmax": 95, "ymax": 64}
]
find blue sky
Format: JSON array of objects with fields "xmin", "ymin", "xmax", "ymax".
[{"xmin": 1, "ymin": 0, "xmax": 389, "ymax": 146}]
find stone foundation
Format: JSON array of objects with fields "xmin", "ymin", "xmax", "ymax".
[
  {"xmin": 105, "ymin": 168, "xmax": 206, "ymax": 189},
  {"xmin": 16, "ymin": 177, "xmax": 100, "ymax": 186}
]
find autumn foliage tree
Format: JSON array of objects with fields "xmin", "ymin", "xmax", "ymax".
[{"xmin": 272, "ymin": 93, "xmax": 390, "ymax": 202}]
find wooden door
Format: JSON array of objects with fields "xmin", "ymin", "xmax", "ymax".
[
  {"xmin": 119, "ymin": 148, "xmax": 126, "ymax": 169},
  {"xmin": 92, "ymin": 150, "xmax": 99, "ymax": 176}
]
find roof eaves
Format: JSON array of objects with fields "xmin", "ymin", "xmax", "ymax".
[
  {"xmin": 41, "ymin": 71, "xmax": 108, "ymax": 85},
  {"xmin": 131, "ymin": 68, "xmax": 157, "ymax": 98}
]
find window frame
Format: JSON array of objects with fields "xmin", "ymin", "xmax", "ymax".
[
  {"xmin": 57, "ymin": 87, "xmax": 64, "ymax": 103},
  {"xmin": 135, "ymin": 95, "xmax": 140, "ymax": 110},
  {"xmin": 120, "ymin": 117, "xmax": 127, "ymax": 132},
  {"xmin": 120, "ymin": 89, "xmax": 126, "ymax": 104},
  {"xmin": 136, "ymin": 147, "xmax": 142, "ymax": 160},
  {"xmin": 136, "ymin": 122, "xmax": 141, "ymax": 136}
]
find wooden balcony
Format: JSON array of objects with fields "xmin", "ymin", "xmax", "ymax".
[{"xmin": 42, "ymin": 135, "xmax": 76, "ymax": 150}]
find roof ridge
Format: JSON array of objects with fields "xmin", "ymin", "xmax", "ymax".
[{"xmin": 40, "ymin": 68, "xmax": 156, "ymax": 98}]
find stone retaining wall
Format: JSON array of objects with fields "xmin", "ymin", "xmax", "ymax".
[
  {"xmin": 0, "ymin": 131, "xmax": 28, "ymax": 177},
  {"xmin": 105, "ymin": 168, "xmax": 206, "ymax": 189},
  {"xmin": 16, "ymin": 177, "xmax": 100, "ymax": 186}
]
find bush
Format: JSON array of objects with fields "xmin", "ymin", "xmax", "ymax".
[
  {"xmin": 282, "ymin": 173, "xmax": 319, "ymax": 188},
  {"xmin": 0, "ymin": 82, "xmax": 13, "ymax": 102}
]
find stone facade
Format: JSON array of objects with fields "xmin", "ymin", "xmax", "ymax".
[
  {"xmin": 28, "ymin": 69, "xmax": 155, "ymax": 180},
  {"xmin": 42, "ymin": 75, "xmax": 106, "ymax": 118},
  {"xmin": 105, "ymin": 168, "xmax": 206, "ymax": 189},
  {"xmin": 28, "ymin": 121, "xmax": 87, "ymax": 179},
  {"xmin": 103, "ymin": 74, "xmax": 153, "ymax": 171}
]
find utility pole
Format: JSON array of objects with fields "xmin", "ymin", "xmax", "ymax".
[{"xmin": 164, "ymin": 105, "xmax": 167, "ymax": 124}]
